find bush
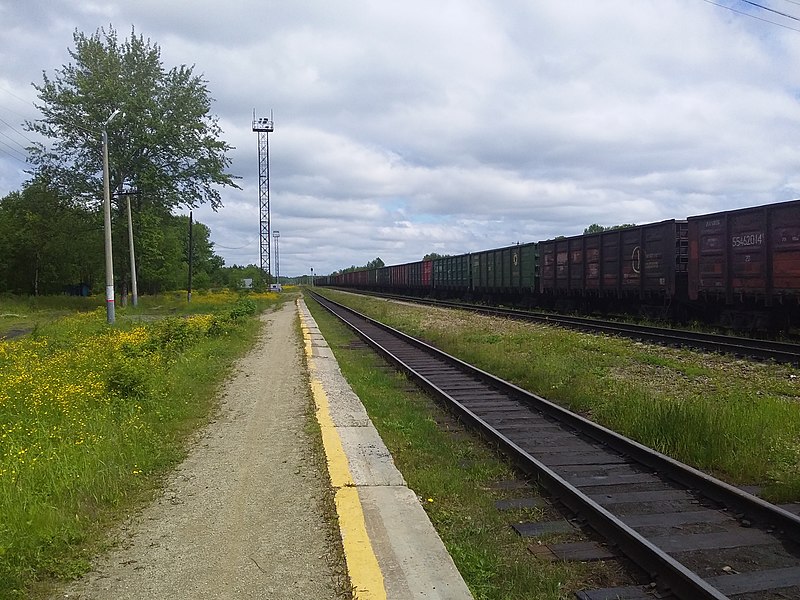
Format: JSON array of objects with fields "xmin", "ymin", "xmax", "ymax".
[
  {"xmin": 229, "ymin": 297, "xmax": 257, "ymax": 320},
  {"xmin": 107, "ymin": 358, "xmax": 152, "ymax": 400}
]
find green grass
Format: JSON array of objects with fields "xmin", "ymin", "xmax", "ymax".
[
  {"xmin": 0, "ymin": 291, "xmax": 291, "ymax": 599},
  {"xmin": 315, "ymin": 290, "xmax": 800, "ymax": 503},
  {"xmin": 0, "ymin": 295, "xmax": 104, "ymax": 341},
  {"xmin": 306, "ymin": 296, "xmax": 625, "ymax": 600},
  {"xmin": 0, "ymin": 290, "xmax": 263, "ymax": 340}
]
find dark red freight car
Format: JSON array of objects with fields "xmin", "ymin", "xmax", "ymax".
[
  {"xmin": 407, "ymin": 260, "xmax": 432, "ymax": 291},
  {"xmin": 390, "ymin": 263, "xmax": 408, "ymax": 289},
  {"xmin": 540, "ymin": 220, "xmax": 688, "ymax": 312},
  {"xmin": 687, "ymin": 199, "xmax": 800, "ymax": 327}
]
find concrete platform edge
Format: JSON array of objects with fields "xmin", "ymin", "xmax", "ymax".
[{"xmin": 297, "ymin": 298, "xmax": 474, "ymax": 600}]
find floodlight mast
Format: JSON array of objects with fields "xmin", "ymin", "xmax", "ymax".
[{"xmin": 252, "ymin": 110, "xmax": 274, "ymax": 283}]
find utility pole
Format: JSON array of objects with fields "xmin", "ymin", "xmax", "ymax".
[
  {"xmin": 102, "ymin": 109, "xmax": 121, "ymax": 324},
  {"xmin": 273, "ymin": 230, "xmax": 280, "ymax": 284},
  {"xmin": 123, "ymin": 189, "xmax": 139, "ymax": 307},
  {"xmin": 187, "ymin": 211, "xmax": 193, "ymax": 303}
]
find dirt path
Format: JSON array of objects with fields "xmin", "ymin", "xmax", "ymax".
[{"xmin": 58, "ymin": 301, "xmax": 339, "ymax": 599}]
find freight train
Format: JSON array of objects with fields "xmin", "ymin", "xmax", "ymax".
[{"xmin": 317, "ymin": 199, "xmax": 800, "ymax": 331}]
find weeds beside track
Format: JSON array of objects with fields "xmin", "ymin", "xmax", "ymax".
[{"xmin": 0, "ymin": 291, "xmax": 288, "ymax": 599}]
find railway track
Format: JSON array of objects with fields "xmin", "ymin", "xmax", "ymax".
[
  {"xmin": 334, "ymin": 289, "xmax": 800, "ymax": 366},
  {"xmin": 310, "ymin": 291, "xmax": 800, "ymax": 599}
]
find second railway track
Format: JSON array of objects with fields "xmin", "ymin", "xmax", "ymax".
[
  {"xmin": 333, "ymin": 289, "xmax": 800, "ymax": 366},
  {"xmin": 311, "ymin": 291, "xmax": 800, "ymax": 599}
]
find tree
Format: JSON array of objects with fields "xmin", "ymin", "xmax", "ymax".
[
  {"xmin": 217, "ymin": 264, "xmax": 267, "ymax": 291},
  {"xmin": 583, "ymin": 223, "xmax": 637, "ymax": 234},
  {"xmin": 132, "ymin": 205, "xmax": 185, "ymax": 294},
  {"xmin": 26, "ymin": 26, "xmax": 239, "ymax": 211},
  {"xmin": 333, "ymin": 257, "xmax": 385, "ymax": 275},
  {"xmin": 126, "ymin": 209, "xmax": 221, "ymax": 294},
  {"xmin": 423, "ymin": 252, "xmax": 450, "ymax": 260},
  {"xmin": 179, "ymin": 216, "xmax": 223, "ymax": 290},
  {"xmin": 0, "ymin": 179, "xmax": 102, "ymax": 294}
]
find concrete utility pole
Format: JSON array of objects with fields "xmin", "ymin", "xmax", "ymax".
[
  {"xmin": 187, "ymin": 211, "xmax": 193, "ymax": 303},
  {"xmin": 102, "ymin": 109, "xmax": 121, "ymax": 324},
  {"xmin": 273, "ymin": 230, "xmax": 280, "ymax": 283},
  {"xmin": 125, "ymin": 191, "xmax": 139, "ymax": 307}
]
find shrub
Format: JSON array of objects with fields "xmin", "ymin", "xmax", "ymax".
[{"xmin": 229, "ymin": 297, "xmax": 257, "ymax": 320}]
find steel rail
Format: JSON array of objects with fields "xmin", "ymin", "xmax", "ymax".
[
  {"xmin": 310, "ymin": 290, "xmax": 800, "ymax": 599},
  {"xmin": 335, "ymin": 288, "xmax": 800, "ymax": 365}
]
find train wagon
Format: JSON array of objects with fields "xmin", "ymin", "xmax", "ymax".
[
  {"xmin": 377, "ymin": 266, "xmax": 391, "ymax": 289},
  {"xmin": 353, "ymin": 268, "xmax": 369, "ymax": 288},
  {"xmin": 471, "ymin": 246, "xmax": 509, "ymax": 296},
  {"xmin": 517, "ymin": 242, "xmax": 539, "ymax": 295},
  {"xmin": 688, "ymin": 199, "xmax": 800, "ymax": 328},
  {"xmin": 385, "ymin": 260, "xmax": 432, "ymax": 293},
  {"xmin": 408, "ymin": 260, "xmax": 433, "ymax": 292},
  {"xmin": 470, "ymin": 243, "xmax": 538, "ymax": 301},
  {"xmin": 389, "ymin": 263, "xmax": 408, "ymax": 289},
  {"xmin": 432, "ymin": 253, "xmax": 471, "ymax": 293},
  {"xmin": 539, "ymin": 220, "xmax": 688, "ymax": 313},
  {"xmin": 367, "ymin": 266, "xmax": 378, "ymax": 287}
]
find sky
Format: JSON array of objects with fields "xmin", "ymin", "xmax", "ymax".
[{"xmin": 3, "ymin": 1, "xmax": 800, "ymax": 278}]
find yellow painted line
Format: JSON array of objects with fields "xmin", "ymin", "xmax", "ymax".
[
  {"xmin": 311, "ymin": 379, "xmax": 352, "ymax": 489},
  {"xmin": 335, "ymin": 487, "xmax": 386, "ymax": 599},
  {"xmin": 298, "ymin": 301, "xmax": 387, "ymax": 600}
]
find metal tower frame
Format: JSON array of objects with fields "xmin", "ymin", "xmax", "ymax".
[{"xmin": 253, "ymin": 110, "xmax": 274, "ymax": 280}]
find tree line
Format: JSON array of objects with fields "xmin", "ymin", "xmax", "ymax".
[
  {"xmin": 0, "ymin": 25, "xmax": 265, "ymax": 297},
  {"xmin": 0, "ymin": 179, "xmax": 267, "ymax": 295}
]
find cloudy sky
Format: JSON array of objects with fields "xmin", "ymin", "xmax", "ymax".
[{"xmin": 3, "ymin": 1, "xmax": 800, "ymax": 277}]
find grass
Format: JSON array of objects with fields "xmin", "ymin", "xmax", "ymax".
[
  {"xmin": 0, "ymin": 295, "xmax": 103, "ymax": 341},
  {"xmin": 315, "ymin": 290, "xmax": 800, "ymax": 503},
  {"xmin": 0, "ymin": 289, "xmax": 290, "ymax": 339},
  {"xmin": 0, "ymin": 290, "xmax": 291, "ymax": 599},
  {"xmin": 306, "ymin": 295, "xmax": 627, "ymax": 600}
]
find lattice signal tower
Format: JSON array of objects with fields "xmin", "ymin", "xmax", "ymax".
[{"xmin": 253, "ymin": 110, "xmax": 274, "ymax": 280}]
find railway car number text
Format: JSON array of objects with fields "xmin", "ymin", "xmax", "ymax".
[{"xmin": 731, "ymin": 233, "xmax": 763, "ymax": 248}]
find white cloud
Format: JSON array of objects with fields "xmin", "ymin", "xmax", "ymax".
[{"xmin": 3, "ymin": 0, "xmax": 800, "ymax": 276}]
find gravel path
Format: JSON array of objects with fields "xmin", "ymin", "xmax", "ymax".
[{"xmin": 57, "ymin": 301, "xmax": 339, "ymax": 599}]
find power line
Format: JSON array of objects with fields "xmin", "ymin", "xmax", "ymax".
[
  {"xmin": 0, "ymin": 143, "xmax": 27, "ymax": 165},
  {"xmin": 214, "ymin": 242, "xmax": 253, "ymax": 250},
  {"xmin": 0, "ymin": 101, "xmax": 34, "ymax": 121},
  {"xmin": 740, "ymin": 0, "xmax": 800, "ymax": 21},
  {"xmin": 700, "ymin": 0, "xmax": 800, "ymax": 32},
  {"xmin": 0, "ymin": 135, "xmax": 26, "ymax": 158},
  {"xmin": 0, "ymin": 116, "xmax": 36, "ymax": 145},
  {"xmin": 0, "ymin": 128, "xmax": 28, "ymax": 152},
  {"xmin": 0, "ymin": 85, "xmax": 34, "ymax": 107}
]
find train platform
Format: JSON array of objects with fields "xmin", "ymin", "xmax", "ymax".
[{"xmin": 298, "ymin": 297, "xmax": 473, "ymax": 599}]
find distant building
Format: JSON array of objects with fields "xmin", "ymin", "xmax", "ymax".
[{"xmin": 240, "ymin": 278, "xmax": 254, "ymax": 289}]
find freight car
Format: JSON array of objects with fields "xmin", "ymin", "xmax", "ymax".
[
  {"xmin": 319, "ymin": 199, "xmax": 800, "ymax": 332},
  {"xmin": 386, "ymin": 260, "xmax": 433, "ymax": 293},
  {"xmin": 538, "ymin": 220, "xmax": 688, "ymax": 319},
  {"xmin": 470, "ymin": 242, "xmax": 538, "ymax": 303},
  {"xmin": 432, "ymin": 253, "xmax": 471, "ymax": 294},
  {"xmin": 688, "ymin": 199, "xmax": 800, "ymax": 330}
]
